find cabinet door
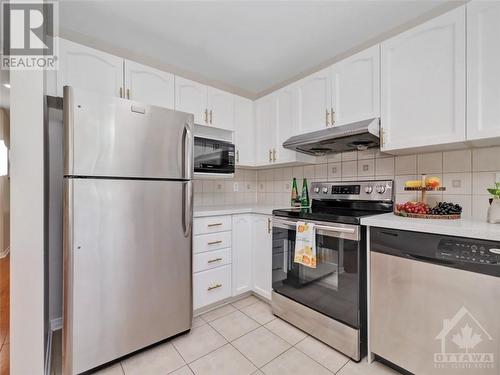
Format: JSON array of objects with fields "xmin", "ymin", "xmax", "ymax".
[
  {"xmin": 331, "ymin": 45, "xmax": 380, "ymax": 126},
  {"xmin": 275, "ymin": 86, "xmax": 298, "ymax": 163},
  {"xmin": 381, "ymin": 6, "xmax": 466, "ymax": 151},
  {"xmin": 232, "ymin": 214, "xmax": 253, "ymax": 296},
  {"xmin": 58, "ymin": 38, "xmax": 124, "ymax": 98},
  {"xmin": 124, "ymin": 60, "xmax": 175, "ymax": 109},
  {"xmin": 252, "ymin": 215, "xmax": 272, "ymax": 300},
  {"xmin": 296, "ymin": 67, "xmax": 331, "ymax": 133},
  {"xmin": 175, "ymin": 76, "xmax": 207, "ymax": 125},
  {"xmin": 255, "ymin": 95, "xmax": 276, "ymax": 165},
  {"xmin": 207, "ymin": 87, "xmax": 234, "ymax": 130},
  {"xmin": 467, "ymin": 1, "xmax": 500, "ymax": 141},
  {"xmin": 234, "ymin": 96, "xmax": 255, "ymax": 166}
]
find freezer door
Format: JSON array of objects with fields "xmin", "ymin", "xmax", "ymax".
[
  {"xmin": 64, "ymin": 86, "xmax": 193, "ymax": 179},
  {"xmin": 63, "ymin": 178, "xmax": 192, "ymax": 374}
]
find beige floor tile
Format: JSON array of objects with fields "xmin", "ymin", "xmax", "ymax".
[
  {"xmin": 232, "ymin": 295, "xmax": 260, "ymax": 309},
  {"xmin": 337, "ymin": 360, "xmax": 401, "ymax": 375},
  {"xmin": 201, "ymin": 304, "xmax": 237, "ymax": 322},
  {"xmin": 232, "ymin": 327, "xmax": 290, "ymax": 368},
  {"xmin": 261, "ymin": 347, "xmax": 331, "ymax": 375},
  {"xmin": 252, "ymin": 371, "xmax": 265, "ymax": 375},
  {"xmin": 121, "ymin": 342, "xmax": 185, "ymax": 375},
  {"xmin": 189, "ymin": 344, "xmax": 256, "ymax": 375},
  {"xmin": 295, "ymin": 336, "xmax": 349, "ymax": 373},
  {"xmin": 93, "ymin": 363, "xmax": 124, "ymax": 375},
  {"xmin": 264, "ymin": 319, "xmax": 307, "ymax": 345},
  {"xmin": 192, "ymin": 316, "xmax": 206, "ymax": 328},
  {"xmin": 209, "ymin": 310, "xmax": 260, "ymax": 341},
  {"xmin": 168, "ymin": 365, "xmax": 194, "ymax": 375},
  {"xmin": 240, "ymin": 301, "xmax": 276, "ymax": 325},
  {"xmin": 172, "ymin": 324, "xmax": 227, "ymax": 363}
]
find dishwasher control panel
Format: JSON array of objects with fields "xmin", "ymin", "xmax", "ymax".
[{"xmin": 438, "ymin": 239, "xmax": 500, "ymax": 265}]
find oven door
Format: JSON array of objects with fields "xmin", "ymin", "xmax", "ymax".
[
  {"xmin": 194, "ymin": 137, "xmax": 235, "ymax": 174},
  {"xmin": 272, "ymin": 217, "xmax": 361, "ymax": 328}
]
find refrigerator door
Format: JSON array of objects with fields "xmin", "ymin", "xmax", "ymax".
[
  {"xmin": 64, "ymin": 86, "xmax": 193, "ymax": 180},
  {"xmin": 63, "ymin": 178, "xmax": 192, "ymax": 374}
]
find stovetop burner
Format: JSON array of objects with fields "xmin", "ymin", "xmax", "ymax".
[{"xmin": 273, "ymin": 180, "xmax": 394, "ymax": 225}]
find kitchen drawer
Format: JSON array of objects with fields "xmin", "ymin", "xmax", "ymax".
[
  {"xmin": 193, "ymin": 265, "xmax": 231, "ymax": 310},
  {"xmin": 193, "ymin": 231, "xmax": 232, "ymax": 254},
  {"xmin": 194, "ymin": 216, "xmax": 232, "ymax": 235},
  {"xmin": 193, "ymin": 248, "xmax": 231, "ymax": 272}
]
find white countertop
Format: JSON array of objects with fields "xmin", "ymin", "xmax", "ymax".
[
  {"xmin": 194, "ymin": 204, "xmax": 285, "ymax": 217},
  {"xmin": 361, "ymin": 213, "xmax": 500, "ymax": 241}
]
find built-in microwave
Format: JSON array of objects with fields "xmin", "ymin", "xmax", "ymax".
[{"xmin": 194, "ymin": 136, "xmax": 235, "ymax": 175}]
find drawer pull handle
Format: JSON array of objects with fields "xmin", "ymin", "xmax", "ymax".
[
  {"xmin": 208, "ymin": 257, "xmax": 223, "ymax": 263},
  {"xmin": 208, "ymin": 223, "xmax": 223, "ymax": 227},
  {"xmin": 208, "ymin": 240, "xmax": 222, "ymax": 245},
  {"xmin": 207, "ymin": 283, "xmax": 222, "ymax": 291}
]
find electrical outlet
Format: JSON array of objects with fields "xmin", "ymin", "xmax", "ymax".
[{"xmin": 233, "ymin": 182, "xmax": 239, "ymax": 192}]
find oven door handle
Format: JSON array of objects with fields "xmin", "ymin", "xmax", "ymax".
[{"xmin": 273, "ymin": 219, "xmax": 356, "ymax": 234}]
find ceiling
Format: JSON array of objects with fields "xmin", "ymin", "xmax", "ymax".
[{"xmin": 59, "ymin": 0, "xmax": 463, "ymax": 98}]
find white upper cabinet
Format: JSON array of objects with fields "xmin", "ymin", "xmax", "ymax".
[
  {"xmin": 296, "ymin": 67, "xmax": 332, "ymax": 133},
  {"xmin": 467, "ymin": 1, "xmax": 500, "ymax": 142},
  {"xmin": 58, "ymin": 38, "xmax": 124, "ymax": 98},
  {"xmin": 381, "ymin": 6, "xmax": 466, "ymax": 151},
  {"xmin": 331, "ymin": 45, "xmax": 380, "ymax": 126},
  {"xmin": 175, "ymin": 76, "xmax": 208, "ymax": 125},
  {"xmin": 123, "ymin": 60, "xmax": 175, "ymax": 109},
  {"xmin": 255, "ymin": 94, "xmax": 276, "ymax": 165},
  {"xmin": 234, "ymin": 96, "xmax": 255, "ymax": 166},
  {"xmin": 275, "ymin": 86, "xmax": 301, "ymax": 163},
  {"xmin": 207, "ymin": 87, "xmax": 234, "ymax": 130}
]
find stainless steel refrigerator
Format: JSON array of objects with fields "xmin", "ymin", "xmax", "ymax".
[{"xmin": 62, "ymin": 86, "xmax": 194, "ymax": 374}]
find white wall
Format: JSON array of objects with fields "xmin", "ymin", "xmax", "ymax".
[{"xmin": 10, "ymin": 69, "xmax": 45, "ymax": 374}]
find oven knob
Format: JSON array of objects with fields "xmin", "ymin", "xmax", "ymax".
[
  {"xmin": 364, "ymin": 186, "xmax": 373, "ymax": 194},
  {"xmin": 321, "ymin": 187, "xmax": 329, "ymax": 194},
  {"xmin": 313, "ymin": 187, "xmax": 320, "ymax": 193},
  {"xmin": 376, "ymin": 185, "xmax": 386, "ymax": 194}
]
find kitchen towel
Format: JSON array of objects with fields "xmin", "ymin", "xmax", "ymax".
[{"xmin": 294, "ymin": 221, "xmax": 316, "ymax": 268}]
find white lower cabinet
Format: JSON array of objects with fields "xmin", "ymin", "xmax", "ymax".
[
  {"xmin": 231, "ymin": 214, "xmax": 253, "ymax": 296},
  {"xmin": 251, "ymin": 215, "xmax": 273, "ymax": 300},
  {"xmin": 193, "ymin": 213, "xmax": 273, "ymax": 310},
  {"xmin": 193, "ymin": 265, "xmax": 232, "ymax": 310}
]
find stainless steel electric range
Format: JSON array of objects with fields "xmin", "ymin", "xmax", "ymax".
[{"xmin": 271, "ymin": 180, "xmax": 394, "ymax": 361}]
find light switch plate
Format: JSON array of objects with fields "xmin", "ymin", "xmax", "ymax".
[
  {"xmin": 496, "ymin": 173, "xmax": 500, "ymax": 184},
  {"xmin": 233, "ymin": 182, "xmax": 239, "ymax": 192}
]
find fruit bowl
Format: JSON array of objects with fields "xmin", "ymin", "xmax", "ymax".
[{"xmin": 394, "ymin": 202, "xmax": 462, "ymax": 220}]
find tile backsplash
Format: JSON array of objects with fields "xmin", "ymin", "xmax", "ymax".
[{"xmin": 195, "ymin": 146, "xmax": 500, "ymax": 219}]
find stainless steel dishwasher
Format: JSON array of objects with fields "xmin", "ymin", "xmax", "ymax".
[{"xmin": 370, "ymin": 227, "xmax": 500, "ymax": 375}]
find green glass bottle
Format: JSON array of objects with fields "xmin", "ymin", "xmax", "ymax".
[
  {"xmin": 291, "ymin": 178, "xmax": 300, "ymax": 207},
  {"xmin": 301, "ymin": 178, "xmax": 310, "ymax": 208}
]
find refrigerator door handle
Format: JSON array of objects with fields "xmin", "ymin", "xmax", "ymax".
[
  {"xmin": 182, "ymin": 181, "xmax": 193, "ymax": 238},
  {"xmin": 182, "ymin": 123, "xmax": 193, "ymax": 180}
]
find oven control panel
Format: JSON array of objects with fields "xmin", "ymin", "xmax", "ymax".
[
  {"xmin": 438, "ymin": 239, "xmax": 500, "ymax": 265},
  {"xmin": 311, "ymin": 180, "xmax": 393, "ymax": 201}
]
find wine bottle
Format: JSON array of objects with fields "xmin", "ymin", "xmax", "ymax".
[
  {"xmin": 301, "ymin": 178, "xmax": 310, "ymax": 207},
  {"xmin": 291, "ymin": 178, "xmax": 300, "ymax": 207}
]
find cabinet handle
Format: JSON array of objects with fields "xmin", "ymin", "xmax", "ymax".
[
  {"xmin": 207, "ymin": 283, "xmax": 222, "ymax": 291},
  {"xmin": 331, "ymin": 108, "xmax": 335, "ymax": 125},
  {"xmin": 208, "ymin": 257, "xmax": 223, "ymax": 264},
  {"xmin": 236, "ymin": 150, "xmax": 240, "ymax": 163},
  {"xmin": 267, "ymin": 218, "xmax": 272, "ymax": 234},
  {"xmin": 208, "ymin": 240, "xmax": 222, "ymax": 245},
  {"xmin": 268, "ymin": 149, "xmax": 272, "ymax": 163},
  {"xmin": 209, "ymin": 109, "xmax": 213, "ymax": 124},
  {"xmin": 207, "ymin": 223, "xmax": 223, "ymax": 227},
  {"xmin": 127, "ymin": 89, "xmax": 130, "ymax": 100},
  {"xmin": 272, "ymin": 148, "xmax": 277, "ymax": 162},
  {"xmin": 204, "ymin": 109, "xmax": 209, "ymax": 124},
  {"xmin": 119, "ymin": 87, "xmax": 123, "ymax": 98},
  {"xmin": 325, "ymin": 109, "xmax": 330, "ymax": 127}
]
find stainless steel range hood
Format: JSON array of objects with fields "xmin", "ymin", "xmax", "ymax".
[{"xmin": 283, "ymin": 118, "xmax": 380, "ymax": 156}]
